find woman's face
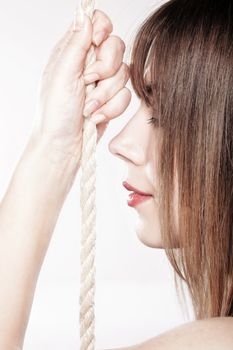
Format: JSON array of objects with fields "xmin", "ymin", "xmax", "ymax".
[
  {"xmin": 108, "ymin": 96, "xmax": 180, "ymax": 249},
  {"xmin": 108, "ymin": 99, "xmax": 179, "ymax": 248}
]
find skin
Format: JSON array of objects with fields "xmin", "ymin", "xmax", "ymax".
[
  {"xmin": 108, "ymin": 99, "xmax": 180, "ymax": 249},
  {"xmin": 108, "ymin": 100, "xmax": 164, "ymax": 248},
  {"xmin": 0, "ymin": 10, "xmax": 129, "ymax": 349},
  {"xmin": 0, "ymin": 7, "xmax": 232, "ymax": 350},
  {"xmin": 113, "ymin": 317, "xmax": 233, "ymax": 350}
]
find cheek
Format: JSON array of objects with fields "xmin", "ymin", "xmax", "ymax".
[
  {"xmin": 134, "ymin": 198, "xmax": 164, "ymax": 249},
  {"xmin": 134, "ymin": 175, "xmax": 180, "ymax": 249}
]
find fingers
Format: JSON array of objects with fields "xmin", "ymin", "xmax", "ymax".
[
  {"xmin": 83, "ymin": 63, "xmax": 130, "ymax": 116},
  {"xmin": 91, "ymin": 87, "xmax": 132, "ymax": 124},
  {"xmin": 43, "ymin": 9, "xmax": 114, "ymax": 82},
  {"xmin": 83, "ymin": 35, "xmax": 126, "ymax": 84},
  {"xmin": 92, "ymin": 9, "xmax": 113, "ymax": 46}
]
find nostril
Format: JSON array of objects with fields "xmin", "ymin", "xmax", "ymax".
[{"xmin": 115, "ymin": 153, "xmax": 126, "ymax": 161}]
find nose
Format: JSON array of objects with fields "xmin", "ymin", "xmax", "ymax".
[{"xmin": 108, "ymin": 117, "xmax": 147, "ymax": 166}]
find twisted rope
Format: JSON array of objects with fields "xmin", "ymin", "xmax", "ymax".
[{"xmin": 74, "ymin": 1, "xmax": 97, "ymax": 349}]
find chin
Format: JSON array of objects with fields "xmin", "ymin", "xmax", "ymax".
[
  {"xmin": 135, "ymin": 219, "xmax": 164, "ymax": 249},
  {"xmin": 137, "ymin": 233, "xmax": 164, "ymax": 249}
]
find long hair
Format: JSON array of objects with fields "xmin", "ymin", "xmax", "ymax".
[{"xmin": 129, "ymin": 0, "xmax": 233, "ymax": 320}]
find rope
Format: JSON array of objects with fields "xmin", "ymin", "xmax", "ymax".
[{"xmin": 74, "ymin": 1, "xmax": 97, "ymax": 349}]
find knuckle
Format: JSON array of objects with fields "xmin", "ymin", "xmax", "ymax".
[
  {"xmin": 97, "ymin": 89, "xmax": 108, "ymax": 104},
  {"xmin": 119, "ymin": 39, "xmax": 126, "ymax": 53},
  {"xmin": 106, "ymin": 64, "xmax": 116, "ymax": 76},
  {"xmin": 107, "ymin": 19, "xmax": 113, "ymax": 33},
  {"xmin": 110, "ymin": 35, "xmax": 126, "ymax": 52},
  {"xmin": 102, "ymin": 18, "xmax": 113, "ymax": 33},
  {"xmin": 93, "ymin": 10, "xmax": 113, "ymax": 32},
  {"xmin": 103, "ymin": 90, "xmax": 109, "ymax": 102},
  {"xmin": 121, "ymin": 62, "xmax": 130, "ymax": 79},
  {"xmin": 117, "ymin": 63, "xmax": 130, "ymax": 86},
  {"xmin": 124, "ymin": 87, "xmax": 132, "ymax": 100},
  {"xmin": 94, "ymin": 90, "xmax": 108, "ymax": 105},
  {"xmin": 93, "ymin": 9, "xmax": 100, "ymax": 19}
]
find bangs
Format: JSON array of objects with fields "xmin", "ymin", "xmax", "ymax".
[
  {"xmin": 129, "ymin": 9, "xmax": 161, "ymax": 110},
  {"xmin": 128, "ymin": 0, "xmax": 233, "ymax": 320}
]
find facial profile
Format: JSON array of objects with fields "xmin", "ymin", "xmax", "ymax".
[
  {"xmin": 108, "ymin": 92, "xmax": 179, "ymax": 249},
  {"xmin": 109, "ymin": 0, "xmax": 233, "ymax": 322}
]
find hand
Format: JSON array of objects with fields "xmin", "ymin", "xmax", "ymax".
[{"xmin": 31, "ymin": 9, "xmax": 131, "ymax": 167}]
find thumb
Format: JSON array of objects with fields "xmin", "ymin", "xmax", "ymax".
[{"xmin": 58, "ymin": 13, "xmax": 93, "ymax": 78}]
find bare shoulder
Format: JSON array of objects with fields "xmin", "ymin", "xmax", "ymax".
[{"xmin": 110, "ymin": 317, "xmax": 233, "ymax": 350}]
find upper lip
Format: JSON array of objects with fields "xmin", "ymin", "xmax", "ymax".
[{"xmin": 122, "ymin": 181, "xmax": 153, "ymax": 196}]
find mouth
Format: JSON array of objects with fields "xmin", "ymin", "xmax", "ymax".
[
  {"xmin": 122, "ymin": 181, "xmax": 153, "ymax": 196},
  {"xmin": 122, "ymin": 181, "xmax": 153, "ymax": 207}
]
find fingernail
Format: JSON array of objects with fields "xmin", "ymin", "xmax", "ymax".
[
  {"xmin": 83, "ymin": 100, "xmax": 100, "ymax": 117},
  {"xmin": 83, "ymin": 73, "xmax": 99, "ymax": 84},
  {"xmin": 93, "ymin": 30, "xmax": 105, "ymax": 46},
  {"xmin": 73, "ymin": 8, "xmax": 84, "ymax": 31},
  {"xmin": 91, "ymin": 114, "xmax": 106, "ymax": 124}
]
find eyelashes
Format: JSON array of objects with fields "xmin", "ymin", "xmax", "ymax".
[
  {"xmin": 147, "ymin": 116, "xmax": 156, "ymax": 124},
  {"xmin": 147, "ymin": 116, "xmax": 161, "ymax": 128}
]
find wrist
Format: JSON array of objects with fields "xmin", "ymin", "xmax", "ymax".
[
  {"xmin": 0, "ymin": 132, "xmax": 81, "ymax": 347},
  {"xmin": 19, "ymin": 133, "xmax": 82, "ymax": 196}
]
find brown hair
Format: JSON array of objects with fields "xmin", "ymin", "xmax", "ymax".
[{"xmin": 129, "ymin": 0, "xmax": 233, "ymax": 320}]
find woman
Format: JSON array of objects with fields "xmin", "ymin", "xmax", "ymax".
[{"xmin": 0, "ymin": 0, "xmax": 233, "ymax": 349}]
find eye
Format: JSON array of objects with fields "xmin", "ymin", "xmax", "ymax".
[
  {"xmin": 147, "ymin": 116, "xmax": 161, "ymax": 128},
  {"xmin": 145, "ymin": 84, "xmax": 152, "ymax": 95}
]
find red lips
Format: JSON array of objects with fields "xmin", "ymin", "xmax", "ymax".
[{"xmin": 122, "ymin": 181, "xmax": 152, "ymax": 196}]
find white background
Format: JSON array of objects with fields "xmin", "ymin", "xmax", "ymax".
[{"xmin": 0, "ymin": 0, "xmax": 195, "ymax": 348}]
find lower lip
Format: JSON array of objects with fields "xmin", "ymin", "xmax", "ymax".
[{"xmin": 127, "ymin": 192, "xmax": 153, "ymax": 207}]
